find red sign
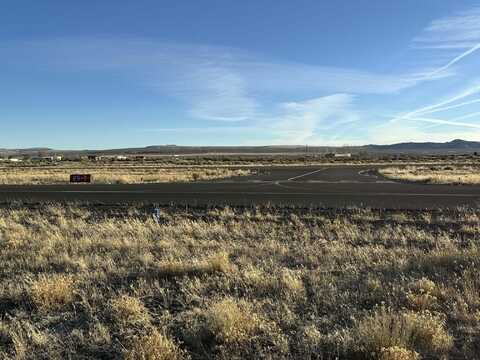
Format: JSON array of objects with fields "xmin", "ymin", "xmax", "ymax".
[{"xmin": 70, "ymin": 174, "xmax": 92, "ymax": 183}]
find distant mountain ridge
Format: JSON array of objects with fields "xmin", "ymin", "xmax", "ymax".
[
  {"xmin": 365, "ymin": 139, "xmax": 480, "ymax": 152},
  {"xmin": 1, "ymin": 139, "xmax": 479, "ymax": 156}
]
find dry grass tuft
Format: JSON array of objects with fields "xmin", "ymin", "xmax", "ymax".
[
  {"xmin": 157, "ymin": 251, "xmax": 232, "ymax": 277},
  {"xmin": 410, "ymin": 278, "xmax": 436, "ymax": 294},
  {"xmin": 205, "ymin": 298, "xmax": 261, "ymax": 344},
  {"xmin": 353, "ymin": 308, "xmax": 453, "ymax": 358},
  {"xmin": 30, "ymin": 274, "xmax": 75, "ymax": 312},
  {"xmin": 379, "ymin": 346, "xmax": 420, "ymax": 360},
  {"xmin": 125, "ymin": 330, "xmax": 186, "ymax": 360},
  {"xmin": 406, "ymin": 278, "xmax": 440, "ymax": 311},
  {"xmin": 207, "ymin": 251, "xmax": 232, "ymax": 273},
  {"xmin": 110, "ymin": 295, "xmax": 151, "ymax": 326}
]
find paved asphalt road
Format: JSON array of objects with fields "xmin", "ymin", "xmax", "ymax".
[{"xmin": 1, "ymin": 166, "xmax": 480, "ymax": 209}]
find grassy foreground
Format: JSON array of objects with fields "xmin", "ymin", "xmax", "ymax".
[
  {"xmin": 0, "ymin": 166, "xmax": 251, "ymax": 184},
  {"xmin": 379, "ymin": 165, "xmax": 480, "ymax": 185},
  {"xmin": 0, "ymin": 204, "xmax": 479, "ymax": 359}
]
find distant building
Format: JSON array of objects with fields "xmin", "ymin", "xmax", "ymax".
[
  {"xmin": 324, "ymin": 153, "xmax": 352, "ymax": 159},
  {"xmin": 87, "ymin": 155, "xmax": 102, "ymax": 161},
  {"xmin": 334, "ymin": 153, "xmax": 352, "ymax": 158},
  {"xmin": 8, "ymin": 158, "xmax": 21, "ymax": 163},
  {"xmin": 115, "ymin": 155, "xmax": 128, "ymax": 161}
]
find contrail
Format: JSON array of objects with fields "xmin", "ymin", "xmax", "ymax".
[
  {"xmin": 404, "ymin": 116, "xmax": 480, "ymax": 129},
  {"xmin": 420, "ymin": 98, "xmax": 480, "ymax": 115},
  {"xmin": 394, "ymin": 44, "xmax": 480, "ymax": 122},
  {"xmin": 401, "ymin": 85, "xmax": 480, "ymax": 119},
  {"xmin": 424, "ymin": 43, "xmax": 480, "ymax": 79},
  {"xmin": 454, "ymin": 111, "xmax": 480, "ymax": 121}
]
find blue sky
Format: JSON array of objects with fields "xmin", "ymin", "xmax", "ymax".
[{"xmin": 1, "ymin": 0, "xmax": 480, "ymax": 148}]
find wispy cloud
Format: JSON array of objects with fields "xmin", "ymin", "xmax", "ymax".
[
  {"xmin": 142, "ymin": 94, "xmax": 362, "ymax": 145},
  {"xmin": 181, "ymin": 67, "xmax": 258, "ymax": 122},
  {"xmin": 413, "ymin": 6, "xmax": 480, "ymax": 49},
  {"xmin": 271, "ymin": 94, "xmax": 360, "ymax": 144},
  {"xmin": 1, "ymin": 37, "xmax": 450, "ymax": 113}
]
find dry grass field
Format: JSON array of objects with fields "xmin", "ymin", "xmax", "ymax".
[
  {"xmin": 0, "ymin": 166, "xmax": 251, "ymax": 185},
  {"xmin": 0, "ymin": 204, "xmax": 479, "ymax": 359},
  {"xmin": 379, "ymin": 165, "xmax": 480, "ymax": 185}
]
